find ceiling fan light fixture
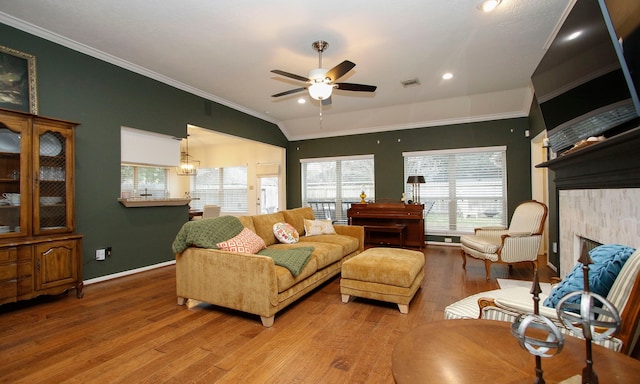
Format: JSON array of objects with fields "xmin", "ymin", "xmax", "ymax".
[
  {"xmin": 308, "ymin": 82, "xmax": 333, "ymax": 100},
  {"xmin": 479, "ymin": 0, "xmax": 501, "ymax": 12}
]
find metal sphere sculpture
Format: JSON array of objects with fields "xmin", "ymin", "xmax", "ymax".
[
  {"xmin": 512, "ymin": 313, "xmax": 564, "ymax": 358},
  {"xmin": 556, "ymin": 291, "xmax": 621, "ymax": 342}
]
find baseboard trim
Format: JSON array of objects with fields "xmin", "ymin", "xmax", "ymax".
[
  {"xmin": 84, "ymin": 260, "xmax": 176, "ymax": 286},
  {"xmin": 427, "ymin": 241, "xmax": 461, "ymax": 247}
]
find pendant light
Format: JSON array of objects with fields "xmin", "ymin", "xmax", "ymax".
[{"xmin": 176, "ymin": 135, "xmax": 199, "ymax": 176}]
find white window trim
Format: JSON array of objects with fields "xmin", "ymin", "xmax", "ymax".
[{"xmin": 300, "ymin": 154, "xmax": 374, "ymax": 163}]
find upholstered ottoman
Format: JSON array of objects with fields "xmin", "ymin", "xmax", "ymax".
[{"xmin": 340, "ymin": 247, "xmax": 425, "ymax": 314}]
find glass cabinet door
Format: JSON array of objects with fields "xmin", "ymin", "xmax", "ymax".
[
  {"xmin": 34, "ymin": 123, "xmax": 74, "ymax": 235},
  {"xmin": 0, "ymin": 114, "xmax": 30, "ymax": 237}
]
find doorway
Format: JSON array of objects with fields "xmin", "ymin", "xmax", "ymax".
[
  {"xmin": 531, "ymin": 130, "xmax": 551, "ymax": 270},
  {"xmin": 258, "ymin": 176, "xmax": 279, "ymax": 214}
]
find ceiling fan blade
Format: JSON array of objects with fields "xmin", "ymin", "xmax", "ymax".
[
  {"xmin": 272, "ymin": 88, "xmax": 307, "ymax": 97},
  {"xmin": 334, "ymin": 83, "xmax": 377, "ymax": 92},
  {"xmin": 322, "ymin": 97, "xmax": 332, "ymax": 106},
  {"xmin": 271, "ymin": 69, "xmax": 309, "ymax": 82},
  {"xmin": 325, "ymin": 60, "xmax": 355, "ymax": 82}
]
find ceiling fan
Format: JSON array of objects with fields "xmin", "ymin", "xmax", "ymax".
[{"xmin": 271, "ymin": 41, "xmax": 377, "ymax": 105}]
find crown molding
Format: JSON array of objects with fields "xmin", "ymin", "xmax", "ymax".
[{"xmin": 0, "ymin": 12, "xmax": 279, "ymax": 126}]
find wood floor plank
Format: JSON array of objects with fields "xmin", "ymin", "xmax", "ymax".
[{"xmin": 0, "ymin": 245, "xmax": 553, "ymax": 383}]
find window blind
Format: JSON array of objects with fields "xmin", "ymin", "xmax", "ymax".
[
  {"xmin": 403, "ymin": 146, "xmax": 507, "ymax": 234},
  {"xmin": 301, "ymin": 155, "xmax": 374, "ymax": 222},
  {"xmin": 121, "ymin": 126, "xmax": 180, "ymax": 167},
  {"xmin": 191, "ymin": 166, "xmax": 248, "ymax": 213}
]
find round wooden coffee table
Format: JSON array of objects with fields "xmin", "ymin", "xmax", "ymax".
[{"xmin": 392, "ymin": 319, "xmax": 640, "ymax": 383}]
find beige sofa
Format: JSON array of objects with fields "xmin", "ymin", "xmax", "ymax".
[{"xmin": 174, "ymin": 207, "xmax": 364, "ymax": 327}]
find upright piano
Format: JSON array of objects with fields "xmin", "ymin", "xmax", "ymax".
[{"xmin": 347, "ymin": 203, "xmax": 424, "ymax": 249}]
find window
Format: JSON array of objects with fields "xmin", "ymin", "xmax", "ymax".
[
  {"xmin": 191, "ymin": 166, "xmax": 248, "ymax": 213},
  {"xmin": 301, "ymin": 155, "xmax": 374, "ymax": 222},
  {"xmin": 120, "ymin": 165, "xmax": 169, "ymax": 198},
  {"xmin": 404, "ymin": 146, "xmax": 507, "ymax": 234}
]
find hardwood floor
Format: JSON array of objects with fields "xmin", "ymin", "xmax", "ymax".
[{"xmin": 0, "ymin": 246, "xmax": 553, "ymax": 384}]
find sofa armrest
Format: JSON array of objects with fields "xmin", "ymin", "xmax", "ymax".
[
  {"xmin": 176, "ymin": 248, "xmax": 279, "ymax": 315},
  {"xmin": 334, "ymin": 224, "xmax": 365, "ymax": 252}
]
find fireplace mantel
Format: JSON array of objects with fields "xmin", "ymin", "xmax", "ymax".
[{"xmin": 537, "ymin": 126, "xmax": 640, "ymax": 190}]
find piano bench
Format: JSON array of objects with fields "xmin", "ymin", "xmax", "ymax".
[{"xmin": 363, "ymin": 224, "xmax": 406, "ymax": 248}]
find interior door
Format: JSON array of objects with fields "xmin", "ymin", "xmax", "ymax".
[{"xmin": 257, "ymin": 176, "xmax": 279, "ymax": 214}]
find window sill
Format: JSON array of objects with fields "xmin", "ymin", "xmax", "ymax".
[{"xmin": 118, "ymin": 198, "xmax": 191, "ymax": 208}]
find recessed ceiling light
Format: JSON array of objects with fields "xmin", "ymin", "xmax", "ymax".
[
  {"xmin": 479, "ymin": 0, "xmax": 501, "ymax": 12},
  {"xmin": 567, "ymin": 31, "xmax": 582, "ymax": 41},
  {"xmin": 442, "ymin": 73, "xmax": 454, "ymax": 80},
  {"xmin": 297, "ymin": 98, "xmax": 306, "ymax": 104}
]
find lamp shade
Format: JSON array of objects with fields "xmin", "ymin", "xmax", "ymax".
[
  {"xmin": 308, "ymin": 82, "xmax": 333, "ymax": 100},
  {"xmin": 406, "ymin": 175, "xmax": 425, "ymax": 184}
]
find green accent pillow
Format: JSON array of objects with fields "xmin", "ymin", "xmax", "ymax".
[
  {"xmin": 172, "ymin": 216, "xmax": 245, "ymax": 253},
  {"xmin": 258, "ymin": 247, "xmax": 314, "ymax": 277}
]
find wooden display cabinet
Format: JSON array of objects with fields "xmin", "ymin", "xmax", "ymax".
[{"xmin": 0, "ymin": 108, "xmax": 82, "ymax": 305}]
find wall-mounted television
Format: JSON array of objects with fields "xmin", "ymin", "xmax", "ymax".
[{"xmin": 531, "ymin": 0, "xmax": 640, "ymax": 154}]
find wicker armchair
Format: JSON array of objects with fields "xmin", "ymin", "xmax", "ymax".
[{"xmin": 460, "ymin": 200, "xmax": 548, "ymax": 280}]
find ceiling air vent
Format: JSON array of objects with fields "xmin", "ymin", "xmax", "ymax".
[{"xmin": 401, "ymin": 78, "xmax": 420, "ymax": 88}]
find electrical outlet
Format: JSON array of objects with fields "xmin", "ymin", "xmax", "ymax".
[
  {"xmin": 552, "ymin": 242, "xmax": 558, "ymax": 253},
  {"xmin": 96, "ymin": 249, "xmax": 106, "ymax": 261},
  {"xmin": 444, "ymin": 238, "xmax": 452, "ymax": 243}
]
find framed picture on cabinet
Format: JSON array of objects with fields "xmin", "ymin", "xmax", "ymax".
[{"xmin": 0, "ymin": 45, "xmax": 38, "ymax": 114}]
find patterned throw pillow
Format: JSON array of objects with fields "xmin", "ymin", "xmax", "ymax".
[
  {"xmin": 273, "ymin": 222, "xmax": 299, "ymax": 244},
  {"xmin": 216, "ymin": 228, "xmax": 266, "ymax": 254},
  {"xmin": 304, "ymin": 219, "xmax": 336, "ymax": 236}
]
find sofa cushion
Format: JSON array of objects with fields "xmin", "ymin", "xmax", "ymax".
[
  {"xmin": 274, "ymin": 256, "xmax": 318, "ymax": 293},
  {"xmin": 282, "ymin": 207, "xmax": 315, "ymax": 235},
  {"xmin": 251, "ymin": 212, "xmax": 286, "ymax": 246},
  {"xmin": 304, "ymin": 219, "xmax": 336, "ymax": 236},
  {"xmin": 543, "ymin": 244, "xmax": 636, "ymax": 308},
  {"xmin": 258, "ymin": 247, "xmax": 313, "ymax": 277},
  {"xmin": 237, "ymin": 215, "xmax": 256, "ymax": 232},
  {"xmin": 298, "ymin": 234, "xmax": 359, "ymax": 256},
  {"xmin": 268, "ymin": 242, "xmax": 344, "ymax": 269},
  {"xmin": 273, "ymin": 222, "xmax": 299, "ymax": 244},
  {"xmin": 216, "ymin": 228, "xmax": 266, "ymax": 254}
]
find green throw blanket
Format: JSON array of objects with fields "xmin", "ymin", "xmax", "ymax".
[
  {"xmin": 172, "ymin": 216, "xmax": 314, "ymax": 277},
  {"xmin": 258, "ymin": 247, "xmax": 314, "ymax": 277},
  {"xmin": 172, "ymin": 216, "xmax": 244, "ymax": 253}
]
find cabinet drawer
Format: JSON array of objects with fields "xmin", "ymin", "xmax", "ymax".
[
  {"xmin": 0, "ymin": 248, "xmax": 17, "ymax": 263},
  {"xmin": 0, "ymin": 280, "xmax": 17, "ymax": 301},
  {"xmin": 0, "ymin": 264, "xmax": 17, "ymax": 280}
]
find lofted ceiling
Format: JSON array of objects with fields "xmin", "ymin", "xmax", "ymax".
[{"xmin": 0, "ymin": 0, "xmax": 573, "ymax": 141}]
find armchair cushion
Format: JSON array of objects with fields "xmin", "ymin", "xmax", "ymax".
[
  {"xmin": 460, "ymin": 235, "xmax": 501, "ymax": 254},
  {"xmin": 543, "ymin": 244, "xmax": 636, "ymax": 308},
  {"xmin": 444, "ymin": 286, "xmax": 539, "ymax": 319}
]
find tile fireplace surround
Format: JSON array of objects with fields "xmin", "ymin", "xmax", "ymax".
[
  {"xmin": 540, "ymin": 126, "xmax": 640, "ymax": 276},
  {"xmin": 559, "ymin": 188, "xmax": 640, "ymax": 276}
]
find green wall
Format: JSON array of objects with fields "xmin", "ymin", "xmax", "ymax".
[
  {"xmin": 287, "ymin": 118, "xmax": 534, "ymax": 243},
  {"xmin": 1, "ymin": 23, "xmax": 287, "ymax": 280},
  {"xmin": 0, "ymin": 21, "xmax": 548, "ymax": 279}
]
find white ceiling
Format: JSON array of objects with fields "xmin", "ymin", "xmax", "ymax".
[{"xmin": 0, "ymin": 0, "xmax": 573, "ymax": 141}]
